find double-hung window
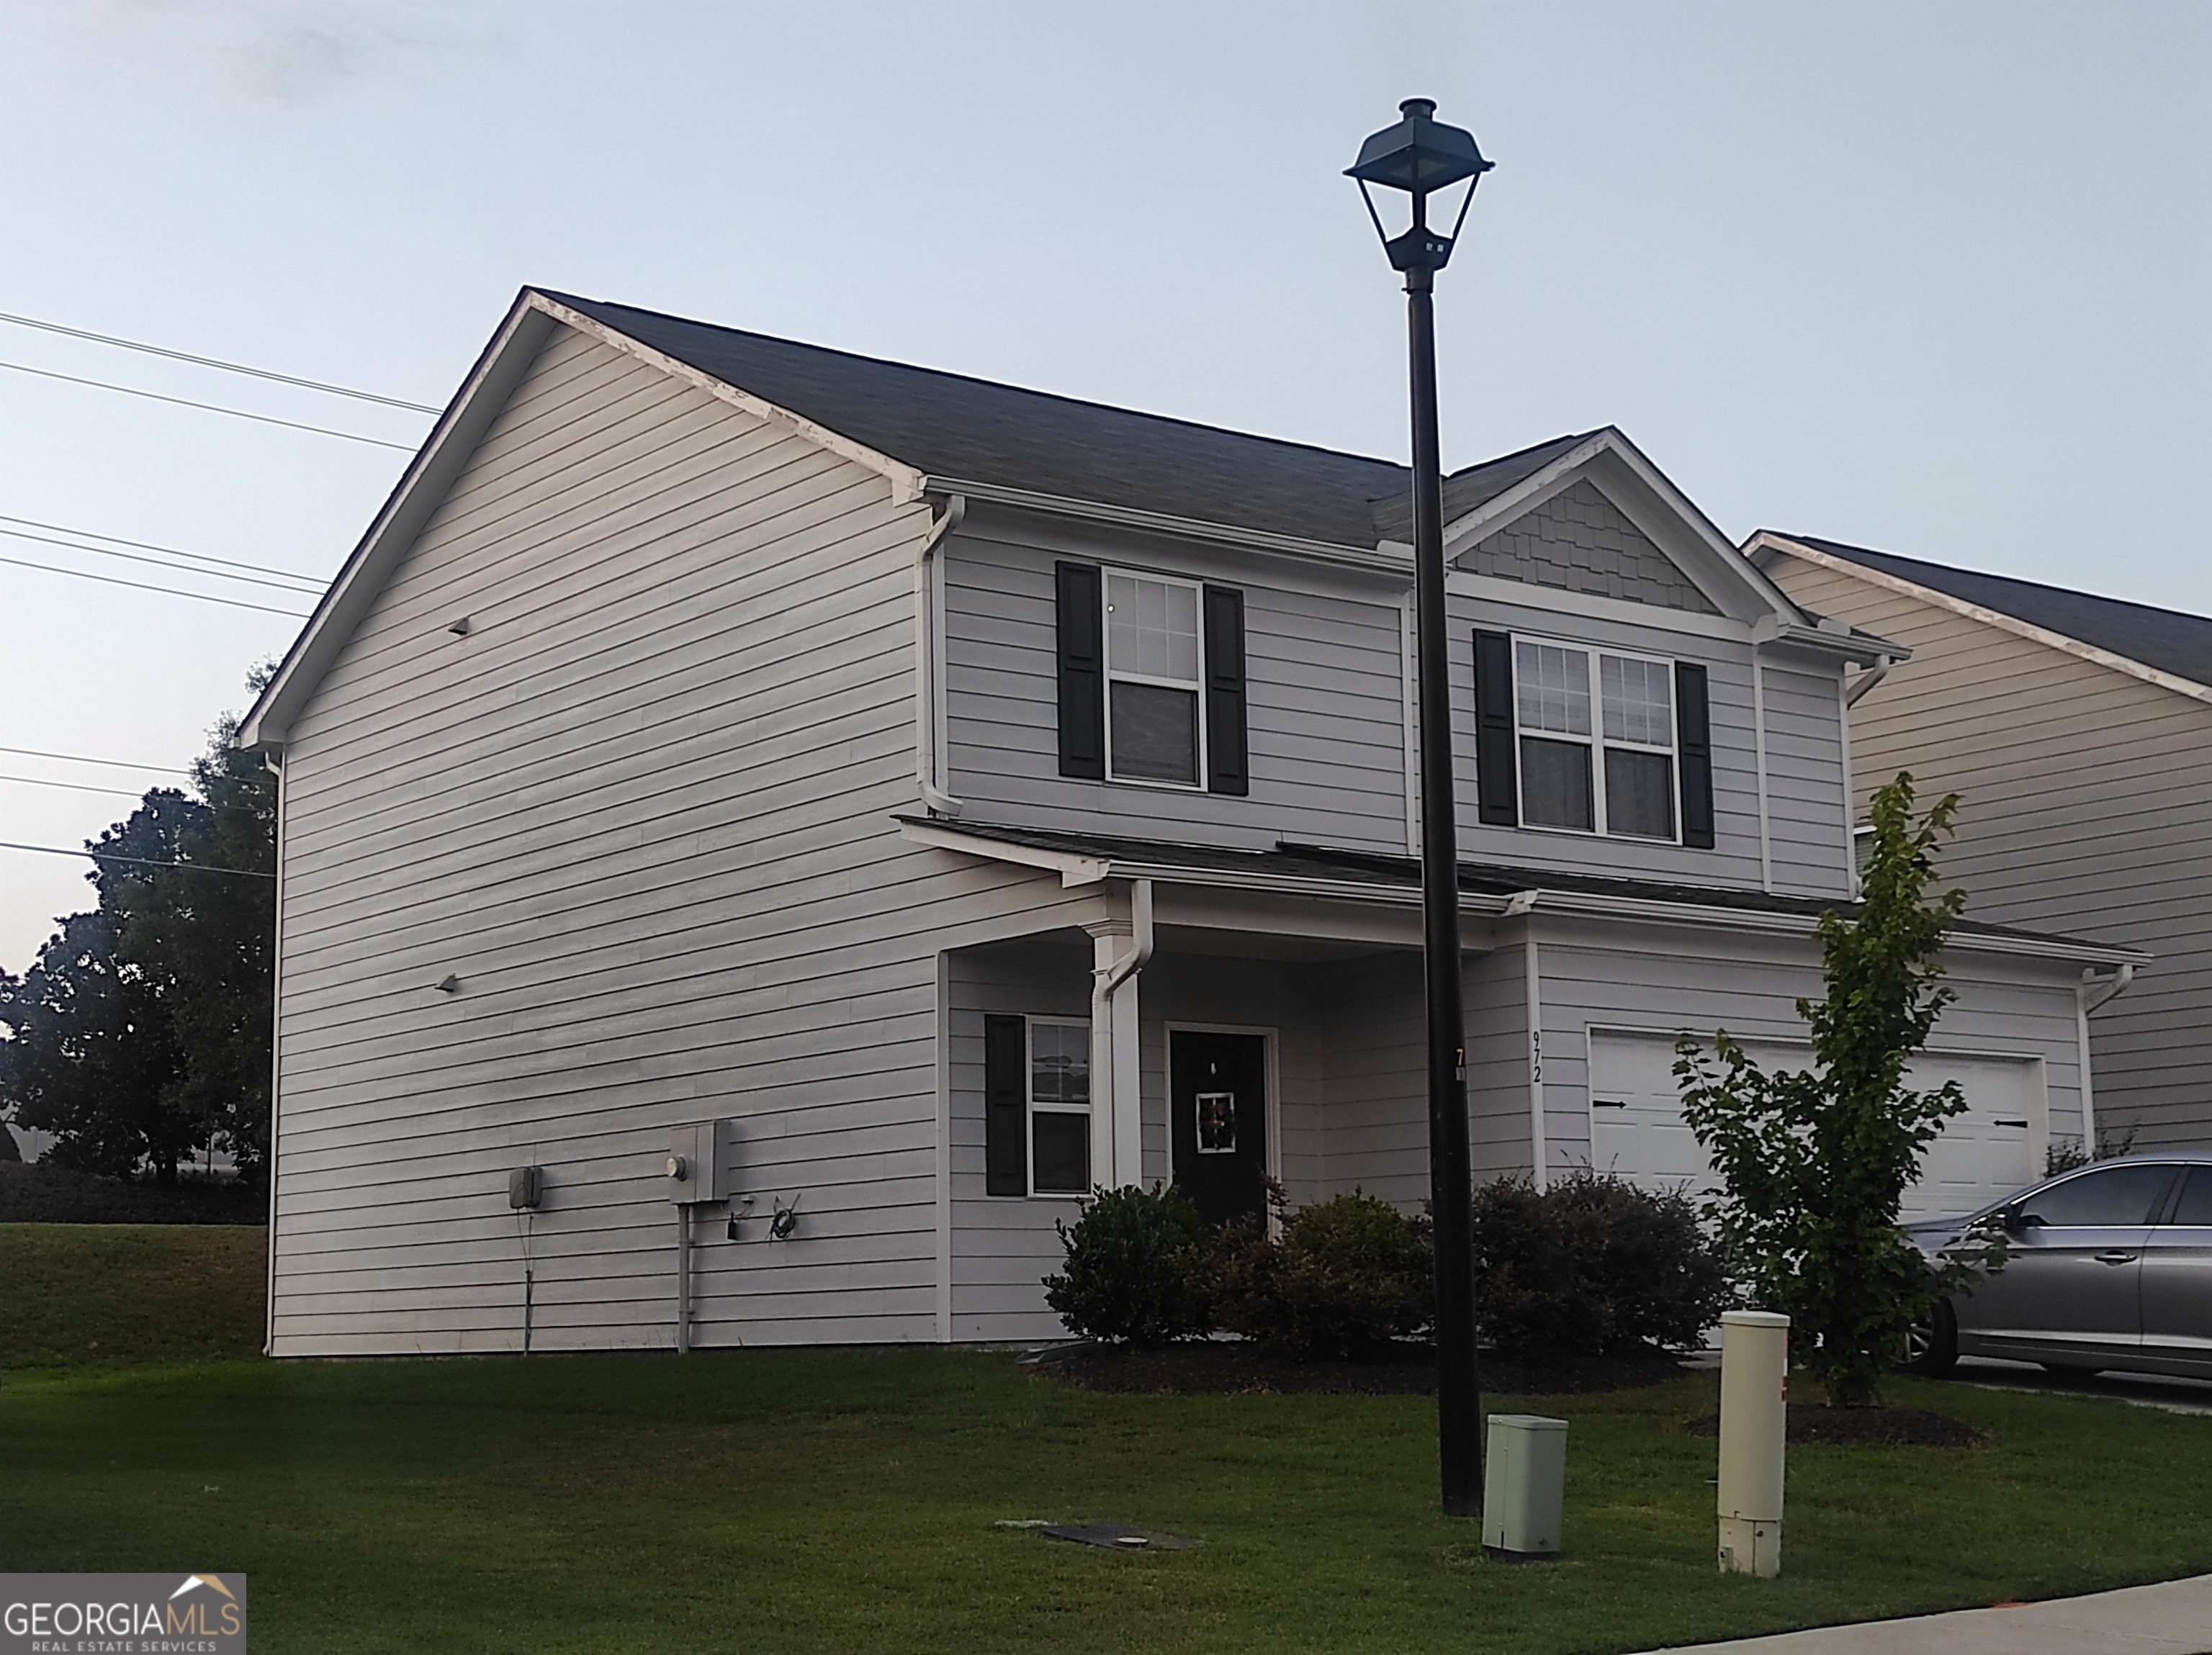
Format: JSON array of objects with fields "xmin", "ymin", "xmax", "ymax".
[
  {"xmin": 1055, "ymin": 562, "xmax": 1249, "ymax": 795},
  {"xmin": 983, "ymin": 1014, "xmax": 1092, "ymax": 1196},
  {"xmin": 1473, "ymin": 629, "xmax": 1715, "ymax": 847},
  {"xmin": 1106, "ymin": 572, "xmax": 1205, "ymax": 786}
]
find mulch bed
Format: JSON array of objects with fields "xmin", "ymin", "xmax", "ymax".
[
  {"xmin": 1683, "ymin": 1407, "xmax": 1984, "ymax": 1447},
  {"xmin": 1028, "ymin": 1340, "xmax": 1692, "ymax": 1397}
]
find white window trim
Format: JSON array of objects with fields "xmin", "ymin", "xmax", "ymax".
[
  {"xmin": 1510, "ymin": 632, "xmax": 1683, "ymax": 846},
  {"xmin": 1025, "ymin": 1016, "xmax": 1093, "ymax": 1199},
  {"xmin": 1102, "ymin": 566, "xmax": 1208, "ymax": 792}
]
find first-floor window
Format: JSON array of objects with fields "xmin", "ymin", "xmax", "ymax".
[
  {"xmin": 984, "ymin": 1013, "xmax": 1091, "ymax": 1196},
  {"xmin": 1026, "ymin": 1020, "xmax": 1092, "ymax": 1194}
]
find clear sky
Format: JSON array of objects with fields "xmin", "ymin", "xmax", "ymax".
[{"xmin": 0, "ymin": 0, "xmax": 2206, "ymax": 971}]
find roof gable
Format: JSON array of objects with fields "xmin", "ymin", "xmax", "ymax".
[
  {"xmin": 1753, "ymin": 532, "xmax": 2212, "ymax": 704},
  {"xmin": 1468, "ymin": 477, "xmax": 1723, "ymax": 614}
]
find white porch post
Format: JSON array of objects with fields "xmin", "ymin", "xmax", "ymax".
[{"xmin": 1085, "ymin": 880, "xmax": 1154, "ymax": 1191}]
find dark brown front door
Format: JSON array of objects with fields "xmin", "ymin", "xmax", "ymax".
[{"xmin": 1170, "ymin": 1030, "xmax": 1269, "ymax": 1227}]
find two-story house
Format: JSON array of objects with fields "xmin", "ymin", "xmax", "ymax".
[
  {"xmin": 235, "ymin": 290, "xmax": 2134, "ymax": 1356},
  {"xmin": 1755, "ymin": 533, "xmax": 2207, "ymax": 1151}
]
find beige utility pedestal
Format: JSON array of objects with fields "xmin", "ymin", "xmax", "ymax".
[{"xmin": 1716, "ymin": 1309, "xmax": 1789, "ymax": 1577}]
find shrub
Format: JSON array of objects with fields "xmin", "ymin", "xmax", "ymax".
[
  {"xmin": 1043, "ymin": 1183, "xmax": 1210, "ymax": 1345},
  {"xmin": 0, "ymin": 1161, "xmax": 264, "ymax": 1225},
  {"xmin": 1208, "ymin": 1191, "xmax": 1431, "ymax": 1358},
  {"xmin": 1472, "ymin": 1171, "xmax": 1727, "ymax": 1358}
]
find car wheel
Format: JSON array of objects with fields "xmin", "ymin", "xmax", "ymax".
[{"xmin": 1902, "ymin": 1299, "xmax": 1959, "ymax": 1376}]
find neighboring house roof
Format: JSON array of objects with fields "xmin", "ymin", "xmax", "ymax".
[
  {"xmin": 1764, "ymin": 533, "xmax": 2212, "ymax": 695},
  {"xmin": 895, "ymin": 817, "xmax": 2142, "ymax": 966},
  {"xmin": 547, "ymin": 292, "xmax": 1588, "ymax": 549}
]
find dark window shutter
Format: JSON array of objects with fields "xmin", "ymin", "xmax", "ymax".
[
  {"xmin": 1676, "ymin": 662, "xmax": 1715, "ymax": 849},
  {"xmin": 1055, "ymin": 563, "xmax": 1105, "ymax": 779},
  {"xmin": 984, "ymin": 1014, "xmax": 1027, "ymax": 1196},
  {"xmin": 1203, "ymin": 585, "xmax": 1249, "ymax": 795},
  {"xmin": 1473, "ymin": 629, "xmax": 1519, "ymax": 826}
]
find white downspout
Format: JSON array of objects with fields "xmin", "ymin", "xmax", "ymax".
[
  {"xmin": 1089, "ymin": 879, "xmax": 1155, "ymax": 1190},
  {"xmin": 914, "ymin": 494, "xmax": 966, "ymax": 817},
  {"xmin": 2075, "ymin": 963, "xmax": 2137, "ymax": 1151},
  {"xmin": 1751, "ymin": 648, "xmax": 1773, "ymax": 896},
  {"xmin": 1843, "ymin": 652, "xmax": 1893, "ymax": 708},
  {"xmin": 261, "ymin": 743, "xmax": 286, "ymax": 1356}
]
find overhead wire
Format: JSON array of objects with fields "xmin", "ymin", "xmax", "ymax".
[
  {"xmin": 0, "ymin": 839, "xmax": 274, "ymax": 878},
  {"xmin": 0, "ymin": 310, "xmax": 443, "ymax": 413},
  {"xmin": 0, "ymin": 553, "xmax": 312, "ymax": 617},
  {"xmin": 0, "ymin": 513, "xmax": 327, "ymax": 586},
  {"xmin": 0, "ymin": 746, "xmax": 190, "ymax": 776},
  {"xmin": 0, "ymin": 360, "xmax": 419, "ymax": 451},
  {"xmin": 0, "ymin": 526, "xmax": 324, "ymax": 595}
]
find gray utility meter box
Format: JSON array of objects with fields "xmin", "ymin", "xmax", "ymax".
[
  {"xmin": 666, "ymin": 1119, "xmax": 737, "ymax": 1204},
  {"xmin": 1483, "ymin": 1414, "xmax": 1568, "ymax": 1561}
]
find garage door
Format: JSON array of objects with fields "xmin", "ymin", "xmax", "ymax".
[{"xmin": 1586, "ymin": 1032, "xmax": 2041, "ymax": 1222}]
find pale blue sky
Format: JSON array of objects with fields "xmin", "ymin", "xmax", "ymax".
[{"xmin": 1, "ymin": 0, "xmax": 2206, "ymax": 967}]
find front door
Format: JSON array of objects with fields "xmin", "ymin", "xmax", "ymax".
[{"xmin": 1170, "ymin": 1030, "xmax": 1269, "ymax": 1227}]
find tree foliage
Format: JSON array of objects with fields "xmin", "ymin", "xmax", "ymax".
[
  {"xmin": 1675, "ymin": 772, "xmax": 1988, "ymax": 1407},
  {"xmin": 0, "ymin": 682, "xmax": 276, "ymax": 1186}
]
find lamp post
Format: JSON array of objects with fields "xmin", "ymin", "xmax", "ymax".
[{"xmin": 1348, "ymin": 97, "xmax": 1493, "ymax": 1519}]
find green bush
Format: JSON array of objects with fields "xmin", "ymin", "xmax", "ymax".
[
  {"xmin": 1472, "ymin": 1171, "xmax": 1727, "ymax": 1358},
  {"xmin": 1043, "ymin": 1183, "xmax": 1210, "ymax": 1345},
  {"xmin": 1208, "ymin": 1191, "xmax": 1431, "ymax": 1358},
  {"xmin": 0, "ymin": 1161, "xmax": 263, "ymax": 1225}
]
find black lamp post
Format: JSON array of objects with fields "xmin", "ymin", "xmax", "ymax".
[{"xmin": 1348, "ymin": 97, "xmax": 1493, "ymax": 1519}]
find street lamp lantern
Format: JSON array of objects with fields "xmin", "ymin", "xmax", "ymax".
[
  {"xmin": 1346, "ymin": 98, "xmax": 1493, "ymax": 274},
  {"xmin": 1349, "ymin": 96, "xmax": 1490, "ymax": 1520}
]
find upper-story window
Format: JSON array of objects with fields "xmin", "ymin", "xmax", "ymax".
[
  {"xmin": 1056, "ymin": 562, "xmax": 1248, "ymax": 795},
  {"xmin": 1107, "ymin": 572, "xmax": 1204, "ymax": 785},
  {"xmin": 1474, "ymin": 628, "xmax": 1715, "ymax": 849}
]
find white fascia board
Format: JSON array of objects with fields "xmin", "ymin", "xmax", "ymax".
[
  {"xmin": 919, "ymin": 475, "xmax": 1411, "ymax": 580},
  {"xmin": 235, "ymin": 289, "xmax": 928, "ymax": 753},
  {"xmin": 1749, "ymin": 532, "xmax": 2212, "ymax": 711},
  {"xmin": 899, "ymin": 819, "xmax": 1110, "ymax": 887},
  {"xmin": 1438, "ymin": 428, "xmax": 1807, "ymax": 630},
  {"xmin": 237, "ymin": 294, "xmax": 559, "ymax": 750}
]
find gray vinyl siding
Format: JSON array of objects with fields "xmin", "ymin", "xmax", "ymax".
[
  {"xmin": 269, "ymin": 323, "xmax": 961, "ymax": 1356},
  {"xmin": 1448, "ymin": 592, "xmax": 1852, "ymax": 898},
  {"xmin": 1524, "ymin": 915, "xmax": 2086, "ymax": 1180},
  {"xmin": 940, "ymin": 514, "xmax": 1411, "ymax": 852},
  {"xmin": 1768, "ymin": 556, "xmax": 2212, "ymax": 1147}
]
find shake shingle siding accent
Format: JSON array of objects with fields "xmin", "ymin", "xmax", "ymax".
[
  {"xmin": 1766, "ymin": 553, "xmax": 2212, "ymax": 1147},
  {"xmin": 1473, "ymin": 480, "xmax": 1722, "ymax": 613}
]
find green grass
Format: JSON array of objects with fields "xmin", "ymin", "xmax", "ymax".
[
  {"xmin": 0, "ymin": 1222, "xmax": 266, "ymax": 1368},
  {"xmin": 3, "ymin": 1227, "xmax": 2210, "ymax": 1654}
]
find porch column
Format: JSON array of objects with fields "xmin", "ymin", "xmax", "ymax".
[{"xmin": 1084, "ymin": 880, "xmax": 1153, "ymax": 1191}]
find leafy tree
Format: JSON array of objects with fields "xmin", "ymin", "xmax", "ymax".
[
  {"xmin": 0, "ymin": 677, "xmax": 276, "ymax": 1186},
  {"xmin": 1675, "ymin": 773, "xmax": 1990, "ymax": 1407}
]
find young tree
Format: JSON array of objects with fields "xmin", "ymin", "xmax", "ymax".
[{"xmin": 1675, "ymin": 773, "xmax": 1980, "ymax": 1407}]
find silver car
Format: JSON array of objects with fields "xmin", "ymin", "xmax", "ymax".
[{"xmin": 1903, "ymin": 1152, "xmax": 2212, "ymax": 1381}]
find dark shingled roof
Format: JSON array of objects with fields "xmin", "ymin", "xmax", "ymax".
[
  {"xmin": 545, "ymin": 290, "xmax": 1592, "ymax": 549},
  {"xmin": 1786, "ymin": 534, "xmax": 2212, "ymax": 692}
]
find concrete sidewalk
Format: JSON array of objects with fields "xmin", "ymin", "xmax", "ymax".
[{"xmin": 1634, "ymin": 1573, "xmax": 2212, "ymax": 1654}]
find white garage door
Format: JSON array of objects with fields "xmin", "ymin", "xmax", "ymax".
[{"xmin": 1586, "ymin": 1032, "xmax": 2041, "ymax": 1222}]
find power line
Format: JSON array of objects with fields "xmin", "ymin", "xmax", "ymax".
[
  {"xmin": 0, "ymin": 839, "xmax": 274, "ymax": 878},
  {"xmin": 0, "ymin": 747, "xmax": 190, "ymax": 776},
  {"xmin": 0, "ymin": 554, "xmax": 311, "ymax": 617},
  {"xmin": 0, "ymin": 311, "xmax": 441, "ymax": 413},
  {"xmin": 0, "ymin": 360, "xmax": 418, "ymax": 451},
  {"xmin": 0, "ymin": 772, "xmax": 148, "ymax": 799},
  {"xmin": 0, "ymin": 526, "xmax": 324, "ymax": 596},
  {"xmin": 0, "ymin": 513, "xmax": 326, "ymax": 585}
]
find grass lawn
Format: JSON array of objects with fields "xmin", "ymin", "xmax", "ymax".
[{"xmin": 4, "ymin": 1227, "xmax": 2211, "ymax": 1654}]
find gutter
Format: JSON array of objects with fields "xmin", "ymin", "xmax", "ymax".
[
  {"xmin": 1095, "ymin": 878, "xmax": 1156, "ymax": 1002},
  {"xmin": 2080, "ymin": 962, "xmax": 2136, "ymax": 1014},
  {"xmin": 1843, "ymin": 652, "xmax": 1893, "ymax": 707},
  {"xmin": 914, "ymin": 494, "xmax": 966, "ymax": 816}
]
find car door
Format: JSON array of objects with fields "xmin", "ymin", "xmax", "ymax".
[
  {"xmin": 1951, "ymin": 1161, "xmax": 2177, "ymax": 1368},
  {"xmin": 2139, "ymin": 1164, "xmax": 2212, "ymax": 1377}
]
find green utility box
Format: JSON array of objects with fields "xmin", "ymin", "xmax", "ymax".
[{"xmin": 1483, "ymin": 1414, "xmax": 1568, "ymax": 1561}]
